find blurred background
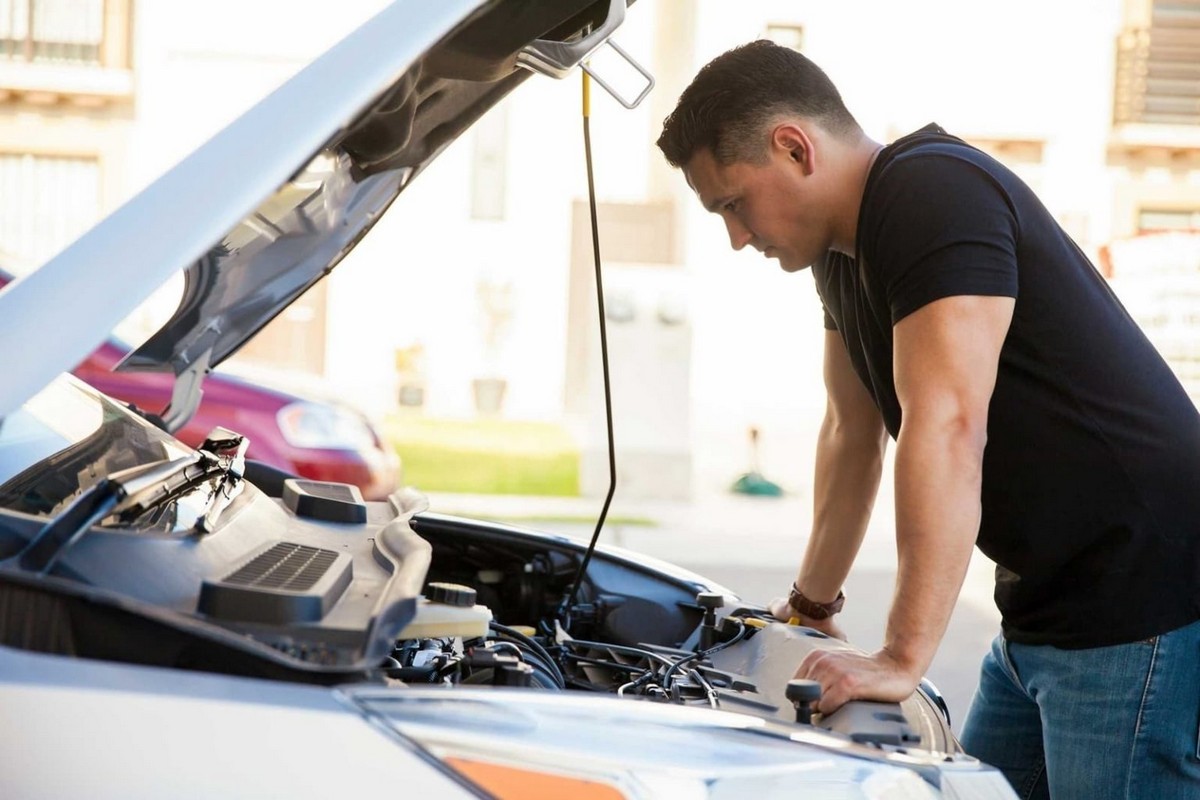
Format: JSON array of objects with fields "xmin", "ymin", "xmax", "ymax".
[{"xmin": 2, "ymin": 0, "xmax": 1198, "ymax": 728}]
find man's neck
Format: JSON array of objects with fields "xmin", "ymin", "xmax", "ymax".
[{"xmin": 830, "ymin": 135, "xmax": 884, "ymax": 256}]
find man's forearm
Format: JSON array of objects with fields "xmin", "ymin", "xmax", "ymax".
[
  {"xmin": 795, "ymin": 415, "xmax": 888, "ymax": 603},
  {"xmin": 883, "ymin": 416, "xmax": 983, "ymax": 678}
]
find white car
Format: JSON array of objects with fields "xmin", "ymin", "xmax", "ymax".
[{"xmin": 0, "ymin": 1, "xmax": 1015, "ymax": 797}]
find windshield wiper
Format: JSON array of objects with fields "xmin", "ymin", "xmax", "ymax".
[
  {"xmin": 105, "ymin": 427, "xmax": 247, "ymax": 533},
  {"xmin": 9, "ymin": 427, "xmax": 248, "ymax": 575},
  {"xmin": 192, "ymin": 430, "xmax": 248, "ymax": 534}
]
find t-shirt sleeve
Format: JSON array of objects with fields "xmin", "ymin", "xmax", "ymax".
[{"xmin": 865, "ymin": 153, "xmax": 1019, "ymax": 324}]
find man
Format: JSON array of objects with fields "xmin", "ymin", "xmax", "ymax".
[{"xmin": 657, "ymin": 40, "xmax": 1200, "ymax": 798}]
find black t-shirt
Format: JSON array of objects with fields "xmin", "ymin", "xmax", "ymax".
[{"xmin": 813, "ymin": 123, "xmax": 1200, "ymax": 648}]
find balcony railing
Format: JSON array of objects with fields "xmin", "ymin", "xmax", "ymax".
[
  {"xmin": 0, "ymin": 0, "xmax": 105, "ymax": 66},
  {"xmin": 1114, "ymin": 0, "xmax": 1200, "ymax": 126}
]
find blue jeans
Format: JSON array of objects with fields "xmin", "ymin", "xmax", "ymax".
[{"xmin": 960, "ymin": 620, "xmax": 1200, "ymax": 799}]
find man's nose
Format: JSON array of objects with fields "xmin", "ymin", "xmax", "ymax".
[{"xmin": 725, "ymin": 218, "xmax": 753, "ymax": 251}]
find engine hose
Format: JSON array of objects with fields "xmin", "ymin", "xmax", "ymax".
[
  {"xmin": 487, "ymin": 643, "xmax": 561, "ymax": 690},
  {"xmin": 489, "ymin": 621, "xmax": 566, "ymax": 688},
  {"xmin": 470, "ymin": 636, "xmax": 563, "ymax": 690},
  {"xmin": 660, "ymin": 620, "xmax": 748, "ymax": 691},
  {"xmin": 526, "ymin": 663, "xmax": 564, "ymax": 690}
]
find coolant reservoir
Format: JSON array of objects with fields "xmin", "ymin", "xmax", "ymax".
[{"xmin": 396, "ymin": 582, "xmax": 492, "ymax": 639}]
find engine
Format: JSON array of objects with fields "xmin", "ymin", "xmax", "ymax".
[{"xmin": 387, "ymin": 523, "xmax": 957, "ymax": 755}]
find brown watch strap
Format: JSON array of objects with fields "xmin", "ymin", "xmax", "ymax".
[{"xmin": 787, "ymin": 584, "xmax": 845, "ymax": 620}]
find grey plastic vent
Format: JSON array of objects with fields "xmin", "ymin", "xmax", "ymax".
[
  {"xmin": 223, "ymin": 543, "xmax": 337, "ymax": 592},
  {"xmin": 198, "ymin": 542, "xmax": 353, "ymax": 624}
]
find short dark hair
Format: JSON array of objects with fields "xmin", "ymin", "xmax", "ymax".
[{"xmin": 657, "ymin": 40, "xmax": 860, "ymax": 168}]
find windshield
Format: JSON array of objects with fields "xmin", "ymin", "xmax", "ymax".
[{"xmin": 0, "ymin": 374, "xmax": 204, "ymax": 528}]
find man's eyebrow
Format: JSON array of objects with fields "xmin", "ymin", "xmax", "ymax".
[{"xmin": 703, "ymin": 194, "xmax": 732, "ymax": 213}]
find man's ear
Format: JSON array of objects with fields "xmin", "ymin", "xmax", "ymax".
[{"xmin": 772, "ymin": 123, "xmax": 815, "ymax": 175}]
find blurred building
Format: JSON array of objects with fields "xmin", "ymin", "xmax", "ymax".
[
  {"xmin": 0, "ymin": 0, "xmax": 132, "ymax": 266},
  {"xmin": 4, "ymin": 0, "xmax": 1200, "ymax": 498}
]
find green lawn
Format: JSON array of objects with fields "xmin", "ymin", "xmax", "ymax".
[{"xmin": 384, "ymin": 415, "xmax": 580, "ymax": 496}]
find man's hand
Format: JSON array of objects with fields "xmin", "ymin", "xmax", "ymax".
[
  {"xmin": 767, "ymin": 596, "xmax": 847, "ymax": 641},
  {"xmin": 794, "ymin": 647, "xmax": 920, "ymax": 715}
]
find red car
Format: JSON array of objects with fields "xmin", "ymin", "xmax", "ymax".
[{"xmin": 0, "ymin": 268, "xmax": 399, "ymax": 500}]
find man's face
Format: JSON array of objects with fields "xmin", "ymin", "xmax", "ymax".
[{"xmin": 683, "ymin": 144, "xmax": 829, "ymax": 273}]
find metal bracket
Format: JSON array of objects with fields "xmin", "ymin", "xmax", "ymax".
[
  {"xmin": 518, "ymin": 0, "xmax": 655, "ymax": 109},
  {"xmin": 518, "ymin": 0, "xmax": 625, "ymax": 78},
  {"xmin": 581, "ymin": 40, "xmax": 655, "ymax": 110},
  {"xmin": 162, "ymin": 347, "xmax": 212, "ymax": 433}
]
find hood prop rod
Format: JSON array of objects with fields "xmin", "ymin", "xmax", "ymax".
[{"xmin": 560, "ymin": 70, "xmax": 616, "ymax": 627}]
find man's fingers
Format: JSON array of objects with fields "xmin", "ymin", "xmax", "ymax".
[
  {"xmin": 793, "ymin": 649, "xmax": 923, "ymax": 717},
  {"xmin": 795, "ymin": 651, "xmax": 834, "ymax": 713},
  {"xmin": 795, "ymin": 651, "xmax": 856, "ymax": 714},
  {"xmin": 817, "ymin": 681, "xmax": 855, "ymax": 714}
]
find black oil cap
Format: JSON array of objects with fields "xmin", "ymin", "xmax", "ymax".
[
  {"xmin": 426, "ymin": 582, "xmax": 477, "ymax": 607},
  {"xmin": 786, "ymin": 678, "xmax": 822, "ymax": 725}
]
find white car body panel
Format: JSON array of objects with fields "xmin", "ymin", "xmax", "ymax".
[{"xmin": 0, "ymin": 648, "xmax": 472, "ymax": 799}]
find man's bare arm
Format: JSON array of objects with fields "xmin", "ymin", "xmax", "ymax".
[
  {"xmin": 884, "ymin": 294, "xmax": 1013, "ymax": 676},
  {"xmin": 797, "ymin": 294, "xmax": 1013, "ymax": 711},
  {"xmin": 770, "ymin": 331, "xmax": 887, "ymax": 635}
]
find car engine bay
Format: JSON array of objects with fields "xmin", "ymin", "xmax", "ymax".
[{"xmin": 0, "ymin": 458, "xmax": 956, "ymax": 755}]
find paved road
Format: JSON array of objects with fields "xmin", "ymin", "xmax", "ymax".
[{"xmin": 425, "ymin": 489, "xmax": 1003, "ymax": 734}]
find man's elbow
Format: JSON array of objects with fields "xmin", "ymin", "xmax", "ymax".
[
  {"xmin": 948, "ymin": 413, "xmax": 988, "ymax": 468},
  {"xmin": 900, "ymin": 403, "xmax": 988, "ymax": 471},
  {"xmin": 822, "ymin": 406, "xmax": 888, "ymax": 456}
]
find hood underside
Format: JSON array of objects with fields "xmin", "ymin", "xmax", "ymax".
[{"xmin": 125, "ymin": 0, "xmax": 616, "ymax": 379}]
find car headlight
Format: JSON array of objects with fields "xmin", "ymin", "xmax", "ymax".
[
  {"xmin": 342, "ymin": 689, "xmax": 963, "ymax": 800},
  {"xmin": 276, "ymin": 401, "xmax": 378, "ymax": 450}
]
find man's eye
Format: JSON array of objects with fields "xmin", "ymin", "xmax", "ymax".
[{"xmin": 723, "ymin": 200, "xmax": 738, "ymax": 213}]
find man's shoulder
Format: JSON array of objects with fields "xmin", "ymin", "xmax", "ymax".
[
  {"xmin": 865, "ymin": 125, "xmax": 1016, "ymax": 223},
  {"xmin": 881, "ymin": 124, "xmax": 997, "ymax": 176},
  {"xmin": 887, "ymin": 123, "xmax": 972, "ymax": 154}
]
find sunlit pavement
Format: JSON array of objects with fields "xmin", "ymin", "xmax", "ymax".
[{"xmin": 422, "ymin": 487, "xmax": 1001, "ymax": 733}]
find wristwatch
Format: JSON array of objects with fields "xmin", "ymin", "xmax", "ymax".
[{"xmin": 787, "ymin": 583, "xmax": 845, "ymax": 620}]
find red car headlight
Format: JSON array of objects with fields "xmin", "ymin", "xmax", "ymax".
[{"xmin": 276, "ymin": 401, "xmax": 378, "ymax": 450}]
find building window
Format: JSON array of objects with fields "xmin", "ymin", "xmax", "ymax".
[
  {"xmin": 765, "ymin": 24, "xmax": 805, "ymax": 51},
  {"xmin": 0, "ymin": 0, "xmax": 105, "ymax": 65},
  {"xmin": 1114, "ymin": 0, "xmax": 1200, "ymax": 126},
  {"xmin": 1138, "ymin": 207, "xmax": 1200, "ymax": 232},
  {"xmin": 0, "ymin": 153, "xmax": 100, "ymax": 268}
]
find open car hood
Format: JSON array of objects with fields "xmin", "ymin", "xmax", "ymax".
[{"xmin": 0, "ymin": 0, "xmax": 633, "ymax": 423}]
